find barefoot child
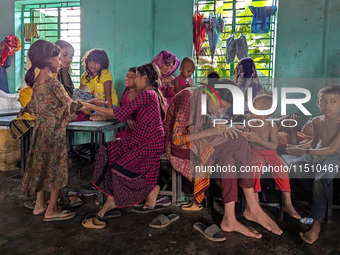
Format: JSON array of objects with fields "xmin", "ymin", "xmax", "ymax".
[
  {"xmin": 174, "ymin": 57, "xmax": 195, "ymax": 94},
  {"xmin": 245, "ymin": 94, "xmax": 301, "ymax": 219},
  {"xmin": 20, "ymin": 40, "xmax": 82, "ymax": 221},
  {"xmin": 80, "ymin": 63, "xmax": 166, "ymax": 226},
  {"xmin": 80, "ymin": 49, "xmax": 118, "ymax": 108},
  {"xmin": 286, "ymin": 85, "xmax": 340, "ymax": 244}
]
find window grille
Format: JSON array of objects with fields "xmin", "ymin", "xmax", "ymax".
[
  {"xmin": 194, "ymin": 0, "xmax": 278, "ymax": 89},
  {"xmin": 22, "ymin": 1, "xmax": 81, "ymax": 86}
]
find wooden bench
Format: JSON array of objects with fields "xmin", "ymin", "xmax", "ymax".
[{"xmin": 159, "ymin": 155, "xmax": 182, "ymax": 205}]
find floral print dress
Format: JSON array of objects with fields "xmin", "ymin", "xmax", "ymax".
[{"xmin": 21, "ymin": 77, "xmax": 81, "ymax": 193}]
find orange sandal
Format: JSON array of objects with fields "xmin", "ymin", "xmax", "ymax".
[{"xmin": 181, "ymin": 202, "xmax": 203, "ymax": 211}]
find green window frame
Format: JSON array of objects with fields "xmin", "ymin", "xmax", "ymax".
[
  {"xmin": 194, "ymin": 0, "xmax": 278, "ymax": 90},
  {"xmin": 21, "ymin": 1, "xmax": 81, "ymax": 86}
]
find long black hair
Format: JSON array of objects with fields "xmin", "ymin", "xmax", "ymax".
[
  {"xmin": 120, "ymin": 67, "xmax": 137, "ymax": 107},
  {"xmin": 25, "ymin": 40, "xmax": 60, "ymax": 87},
  {"xmin": 137, "ymin": 63, "xmax": 166, "ymax": 121},
  {"xmin": 82, "ymin": 49, "xmax": 109, "ymax": 83}
]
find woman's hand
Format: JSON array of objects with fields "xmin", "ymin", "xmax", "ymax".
[
  {"xmin": 210, "ymin": 125, "xmax": 239, "ymax": 139},
  {"xmin": 79, "ymin": 101, "xmax": 93, "ymax": 111},
  {"xmin": 127, "ymin": 120, "xmax": 136, "ymax": 130},
  {"xmin": 87, "ymin": 98, "xmax": 108, "ymax": 107},
  {"xmin": 89, "ymin": 112, "xmax": 112, "ymax": 121},
  {"xmin": 225, "ymin": 127, "xmax": 239, "ymax": 139},
  {"xmin": 285, "ymin": 147, "xmax": 305, "ymax": 156},
  {"xmin": 161, "ymin": 76, "xmax": 175, "ymax": 84}
]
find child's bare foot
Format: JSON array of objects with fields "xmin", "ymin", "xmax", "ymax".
[
  {"xmin": 33, "ymin": 204, "xmax": 47, "ymax": 216},
  {"xmin": 243, "ymin": 206, "xmax": 283, "ymax": 235},
  {"xmin": 220, "ymin": 218, "xmax": 262, "ymax": 239},
  {"xmin": 299, "ymin": 221, "xmax": 320, "ymax": 244},
  {"xmin": 255, "ymin": 193, "xmax": 259, "ymax": 203},
  {"xmin": 284, "ymin": 204, "xmax": 301, "ymax": 219},
  {"xmin": 145, "ymin": 185, "xmax": 160, "ymax": 208},
  {"xmin": 97, "ymin": 196, "xmax": 116, "ymax": 218}
]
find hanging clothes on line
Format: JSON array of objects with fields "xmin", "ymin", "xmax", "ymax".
[
  {"xmin": 225, "ymin": 33, "xmax": 248, "ymax": 64},
  {"xmin": 249, "ymin": 6, "xmax": 276, "ymax": 34},
  {"xmin": 24, "ymin": 23, "xmax": 40, "ymax": 42}
]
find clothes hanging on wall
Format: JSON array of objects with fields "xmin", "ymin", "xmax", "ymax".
[
  {"xmin": 0, "ymin": 34, "xmax": 21, "ymax": 66},
  {"xmin": 24, "ymin": 23, "xmax": 40, "ymax": 42},
  {"xmin": 0, "ymin": 58, "xmax": 10, "ymax": 93},
  {"xmin": 249, "ymin": 6, "xmax": 276, "ymax": 34},
  {"xmin": 225, "ymin": 33, "xmax": 248, "ymax": 64}
]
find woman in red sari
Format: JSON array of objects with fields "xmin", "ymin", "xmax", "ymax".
[{"xmin": 165, "ymin": 79, "xmax": 283, "ymax": 238}]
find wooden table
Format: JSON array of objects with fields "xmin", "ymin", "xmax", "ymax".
[{"xmin": 0, "ymin": 116, "xmax": 126, "ymax": 176}]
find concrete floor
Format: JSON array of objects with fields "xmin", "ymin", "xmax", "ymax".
[{"xmin": 0, "ymin": 163, "xmax": 340, "ymax": 255}]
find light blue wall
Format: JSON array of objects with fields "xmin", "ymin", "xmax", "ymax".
[
  {"xmin": 0, "ymin": 0, "xmax": 16, "ymax": 93},
  {"xmin": 81, "ymin": 0, "xmax": 193, "ymax": 99},
  {"xmin": 274, "ymin": 0, "xmax": 340, "ymax": 118}
]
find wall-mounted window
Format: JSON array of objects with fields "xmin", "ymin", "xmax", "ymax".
[
  {"xmin": 195, "ymin": 0, "xmax": 278, "ymax": 89},
  {"xmin": 21, "ymin": 1, "xmax": 81, "ymax": 86}
]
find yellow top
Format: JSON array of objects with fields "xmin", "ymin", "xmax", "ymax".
[
  {"xmin": 18, "ymin": 87, "xmax": 35, "ymax": 120},
  {"xmin": 80, "ymin": 69, "xmax": 118, "ymax": 106}
]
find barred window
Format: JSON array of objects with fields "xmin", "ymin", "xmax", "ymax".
[
  {"xmin": 194, "ymin": 0, "xmax": 278, "ymax": 89},
  {"xmin": 21, "ymin": 1, "xmax": 81, "ymax": 86}
]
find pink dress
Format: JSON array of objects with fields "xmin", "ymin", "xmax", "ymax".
[
  {"xmin": 116, "ymin": 89, "xmax": 136, "ymax": 139},
  {"xmin": 177, "ymin": 75, "xmax": 193, "ymax": 87}
]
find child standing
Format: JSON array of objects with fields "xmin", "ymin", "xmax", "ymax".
[
  {"xmin": 174, "ymin": 57, "xmax": 195, "ymax": 94},
  {"xmin": 21, "ymin": 40, "xmax": 82, "ymax": 221},
  {"xmin": 80, "ymin": 49, "xmax": 118, "ymax": 108},
  {"xmin": 287, "ymin": 85, "xmax": 340, "ymax": 244},
  {"xmin": 55, "ymin": 39, "xmax": 75, "ymax": 97},
  {"xmin": 80, "ymin": 63, "xmax": 166, "ymax": 225},
  {"xmin": 244, "ymin": 94, "xmax": 301, "ymax": 219}
]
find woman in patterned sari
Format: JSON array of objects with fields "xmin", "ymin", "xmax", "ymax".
[{"xmin": 165, "ymin": 79, "xmax": 282, "ymax": 238}]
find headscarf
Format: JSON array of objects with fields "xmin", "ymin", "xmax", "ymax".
[{"xmin": 151, "ymin": 50, "xmax": 180, "ymax": 79}]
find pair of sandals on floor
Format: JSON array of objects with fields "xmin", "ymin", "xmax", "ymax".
[
  {"xmin": 82, "ymin": 209, "xmax": 122, "ymax": 229},
  {"xmin": 148, "ymin": 213, "xmax": 225, "ymax": 242}
]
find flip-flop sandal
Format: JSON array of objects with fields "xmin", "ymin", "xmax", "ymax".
[
  {"xmin": 82, "ymin": 217, "xmax": 106, "ymax": 229},
  {"xmin": 43, "ymin": 210, "xmax": 76, "ymax": 222},
  {"xmin": 299, "ymin": 217, "xmax": 313, "ymax": 224},
  {"xmin": 149, "ymin": 214, "xmax": 179, "ymax": 229},
  {"xmin": 85, "ymin": 209, "xmax": 121, "ymax": 222},
  {"xmin": 70, "ymin": 197, "xmax": 84, "ymax": 208},
  {"xmin": 24, "ymin": 201, "xmax": 35, "ymax": 210},
  {"xmin": 193, "ymin": 222, "xmax": 226, "ymax": 242},
  {"xmin": 132, "ymin": 205, "xmax": 165, "ymax": 214},
  {"xmin": 181, "ymin": 202, "xmax": 203, "ymax": 211}
]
